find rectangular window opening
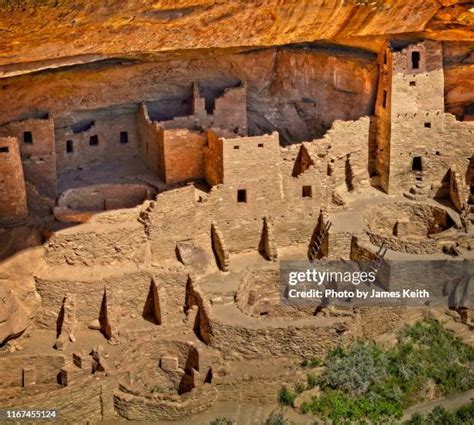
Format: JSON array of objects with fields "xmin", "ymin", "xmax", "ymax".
[
  {"xmin": 0, "ymin": 146, "xmax": 9, "ymax": 153},
  {"xmin": 120, "ymin": 131, "xmax": 129, "ymax": 144},
  {"xmin": 424, "ymin": 122, "xmax": 431, "ymax": 128},
  {"xmin": 23, "ymin": 131, "xmax": 33, "ymax": 144},
  {"xmin": 410, "ymin": 81, "xmax": 416, "ymax": 87},
  {"xmin": 66, "ymin": 140, "xmax": 74, "ymax": 154},
  {"xmin": 302, "ymin": 185, "xmax": 312, "ymax": 198},
  {"xmin": 411, "ymin": 51, "xmax": 420, "ymax": 69},
  {"xmin": 237, "ymin": 189, "xmax": 247, "ymax": 203},
  {"xmin": 258, "ymin": 143, "xmax": 264, "ymax": 148},
  {"xmin": 233, "ymin": 145, "xmax": 240, "ymax": 150},
  {"xmin": 89, "ymin": 135, "xmax": 99, "ymax": 146}
]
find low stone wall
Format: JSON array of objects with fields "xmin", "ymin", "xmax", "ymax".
[
  {"xmin": 44, "ymin": 220, "xmax": 147, "ymax": 266},
  {"xmin": 54, "ymin": 183, "xmax": 154, "ymax": 223},
  {"xmin": 367, "ymin": 231, "xmax": 441, "ymax": 254},
  {"xmin": 0, "ymin": 355, "xmax": 65, "ymax": 388}
]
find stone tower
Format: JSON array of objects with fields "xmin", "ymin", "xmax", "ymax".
[
  {"xmin": 374, "ymin": 40, "xmax": 446, "ymax": 194},
  {"xmin": 0, "ymin": 137, "xmax": 28, "ymax": 224}
]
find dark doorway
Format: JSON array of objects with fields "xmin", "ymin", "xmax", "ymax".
[
  {"xmin": 412, "ymin": 156, "xmax": 422, "ymax": 171},
  {"xmin": 23, "ymin": 131, "xmax": 33, "ymax": 144},
  {"xmin": 66, "ymin": 140, "xmax": 74, "ymax": 153},
  {"xmin": 411, "ymin": 51, "xmax": 421, "ymax": 69}
]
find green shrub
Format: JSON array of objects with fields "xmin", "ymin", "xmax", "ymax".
[
  {"xmin": 307, "ymin": 373, "xmax": 318, "ymax": 389},
  {"xmin": 291, "ymin": 320, "xmax": 474, "ymax": 423},
  {"xmin": 301, "ymin": 356, "xmax": 322, "ymax": 368},
  {"xmin": 320, "ymin": 342, "xmax": 387, "ymax": 397},
  {"xmin": 278, "ymin": 386, "xmax": 296, "ymax": 407},
  {"xmin": 265, "ymin": 411, "xmax": 288, "ymax": 425},
  {"xmin": 294, "ymin": 382, "xmax": 306, "ymax": 394},
  {"xmin": 404, "ymin": 402, "xmax": 474, "ymax": 425},
  {"xmin": 209, "ymin": 418, "xmax": 232, "ymax": 425}
]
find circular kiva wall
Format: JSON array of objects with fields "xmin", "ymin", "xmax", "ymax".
[
  {"xmin": 364, "ymin": 202, "xmax": 455, "ymax": 254},
  {"xmin": 113, "ymin": 340, "xmax": 217, "ymax": 421},
  {"xmin": 54, "ymin": 183, "xmax": 154, "ymax": 223}
]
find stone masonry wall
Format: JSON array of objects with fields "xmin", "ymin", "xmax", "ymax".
[
  {"xmin": 0, "ymin": 355, "xmax": 65, "ymax": 388},
  {"xmin": 213, "ymin": 83, "xmax": 247, "ymax": 136},
  {"xmin": 374, "ymin": 43, "xmax": 393, "ymax": 192},
  {"xmin": 55, "ymin": 113, "xmax": 139, "ymax": 173},
  {"xmin": 0, "ymin": 117, "xmax": 57, "ymax": 197},
  {"xmin": 0, "ymin": 137, "xmax": 28, "ymax": 223},
  {"xmin": 161, "ymin": 128, "xmax": 207, "ymax": 184},
  {"xmin": 35, "ymin": 271, "xmax": 157, "ymax": 330},
  {"xmin": 389, "ymin": 112, "xmax": 473, "ymax": 195},
  {"xmin": 44, "ymin": 221, "xmax": 147, "ymax": 267},
  {"xmin": 136, "ymin": 103, "xmax": 164, "ymax": 178}
]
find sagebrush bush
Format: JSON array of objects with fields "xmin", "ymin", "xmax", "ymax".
[
  {"xmin": 278, "ymin": 386, "xmax": 296, "ymax": 407},
  {"xmin": 291, "ymin": 319, "xmax": 474, "ymax": 423}
]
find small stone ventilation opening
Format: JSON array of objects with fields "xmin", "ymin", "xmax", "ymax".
[
  {"xmin": 302, "ymin": 185, "xmax": 312, "ymax": 198},
  {"xmin": 382, "ymin": 90, "xmax": 388, "ymax": 108},
  {"xmin": 424, "ymin": 122, "xmax": 431, "ymax": 129},
  {"xmin": 66, "ymin": 140, "xmax": 73, "ymax": 154},
  {"xmin": 89, "ymin": 135, "xmax": 99, "ymax": 146},
  {"xmin": 412, "ymin": 156, "xmax": 423, "ymax": 172},
  {"xmin": 23, "ymin": 131, "xmax": 33, "ymax": 144},
  {"xmin": 411, "ymin": 51, "xmax": 421, "ymax": 69},
  {"xmin": 237, "ymin": 189, "xmax": 247, "ymax": 203},
  {"xmin": 120, "ymin": 131, "xmax": 128, "ymax": 144},
  {"xmin": 0, "ymin": 146, "xmax": 9, "ymax": 153}
]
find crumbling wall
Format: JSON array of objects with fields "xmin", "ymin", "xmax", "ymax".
[
  {"xmin": 391, "ymin": 40, "xmax": 445, "ymax": 116},
  {"xmin": 55, "ymin": 112, "xmax": 139, "ymax": 173},
  {"xmin": 0, "ymin": 375, "xmax": 121, "ymax": 423},
  {"xmin": 146, "ymin": 186, "xmax": 201, "ymax": 260},
  {"xmin": 136, "ymin": 103, "xmax": 164, "ymax": 177},
  {"xmin": 325, "ymin": 117, "xmax": 372, "ymax": 191},
  {"xmin": 213, "ymin": 83, "xmax": 247, "ymax": 136},
  {"xmin": 114, "ymin": 385, "xmax": 217, "ymax": 421},
  {"xmin": 0, "ymin": 117, "xmax": 57, "ymax": 197},
  {"xmin": 35, "ymin": 271, "xmax": 158, "ymax": 330},
  {"xmin": 0, "ymin": 355, "xmax": 65, "ymax": 388},
  {"xmin": 0, "ymin": 137, "xmax": 28, "ymax": 223},
  {"xmin": 44, "ymin": 221, "xmax": 147, "ymax": 267},
  {"xmin": 211, "ymin": 222, "xmax": 229, "ymax": 271}
]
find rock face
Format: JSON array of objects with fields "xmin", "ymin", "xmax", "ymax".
[
  {"xmin": 0, "ymin": 247, "xmax": 42, "ymax": 346},
  {"xmin": 0, "ymin": 281, "xmax": 28, "ymax": 345},
  {"xmin": 0, "ymin": 47, "xmax": 379, "ymax": 142},
  {"xmin": 0, "ymin": 0, "xmax": 472, "ymax": 71}
]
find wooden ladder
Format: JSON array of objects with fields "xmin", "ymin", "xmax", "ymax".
[
  {"xmin": 309, "ymin": 221, "xmax": 332, "ymax": 262},
  {"xmin": 367, "ymin": 243, "xmax": 388, "ymax": 282}
]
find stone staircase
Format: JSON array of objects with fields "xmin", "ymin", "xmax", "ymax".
[{"xmin": 404, "ymin": 173, "xmax": 430, "ymax": 201}]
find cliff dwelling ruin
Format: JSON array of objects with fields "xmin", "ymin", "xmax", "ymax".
[{"xmin": 0, "ymin": 1, "xmax": 473, "ymax": 423}]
